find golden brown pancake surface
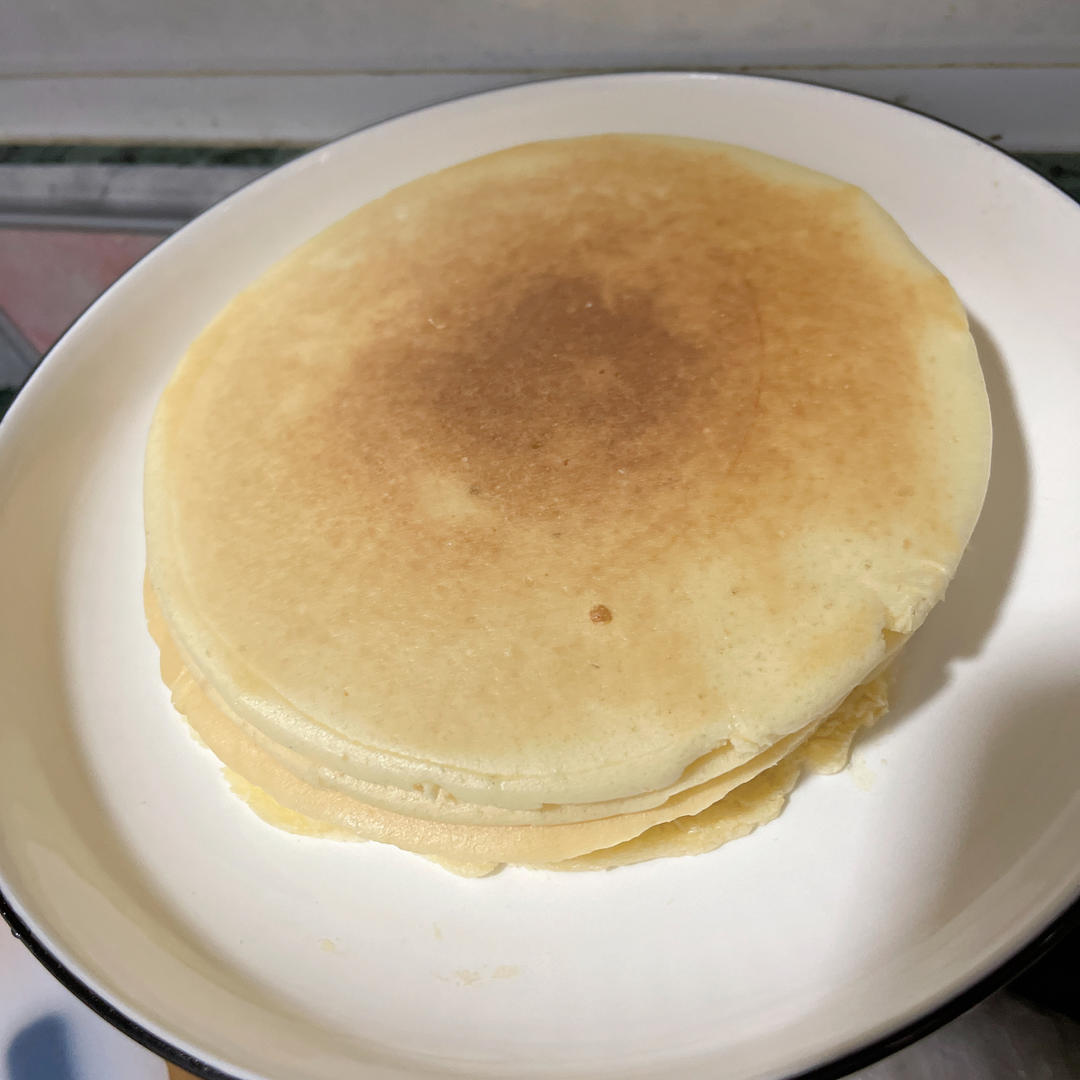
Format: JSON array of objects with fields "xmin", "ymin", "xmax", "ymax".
[{"xmin": 145, "ymin": 135, "xmax": 990, "ymax": 837}]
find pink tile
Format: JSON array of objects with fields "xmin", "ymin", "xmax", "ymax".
[{"xmin": 0, "ymin": 229, "xmax": 166, "ymax": 354}]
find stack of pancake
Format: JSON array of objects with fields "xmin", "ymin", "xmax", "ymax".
[{"xmin": 144, "ymin": 135, "xmax": 991, "ymax": 874}]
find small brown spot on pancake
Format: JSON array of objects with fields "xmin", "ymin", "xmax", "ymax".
[{"xmin": 590, "ymin": 604, "xmax": 613, "ymax": 624}]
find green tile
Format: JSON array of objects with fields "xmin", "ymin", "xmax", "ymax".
[
  {"xmin": 1016, "ymin": 153, "xmax": 1080, "ymax": 204},
  {"xmin": 0, "ymin": 145, "xmax": 1076, "ymax": 205},
  {"xmin": 0, "ymin": 145, "xmax": 310, "ymax": 167}
]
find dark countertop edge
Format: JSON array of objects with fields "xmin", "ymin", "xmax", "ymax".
[{"xmin": 0, "ymin": 144, "xmax": 1078, "ymax": 202}]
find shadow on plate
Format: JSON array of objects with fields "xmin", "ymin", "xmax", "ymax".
[
  {"xmin": 859, "ymin": 312, "xmax": 1030, "ymax": 749},
  {"xmin": 927, "ymin": 668, "xmax": 1079, "ymax": 931}
]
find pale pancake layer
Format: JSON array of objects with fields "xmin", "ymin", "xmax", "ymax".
[
  {"xmin": 145, "ymin": 135, "xmax": 991, "ymax": 843},
  {"xmin": 148, "ymin": 575, "xmax": 903, "ymax": 829},
  {"xmin": 147, "ymin": 584, "xmax": 889, "ymax": 871}
]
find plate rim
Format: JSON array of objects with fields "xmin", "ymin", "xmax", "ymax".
[
  {"xmin": 1, "ymin": 68, "xmax": 1078, "ymax": 1080},
  {"xmin": 2, "ymin": 885, "xmax": 1076, "ymax": 1080}
]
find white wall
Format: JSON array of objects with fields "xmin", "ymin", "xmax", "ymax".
[{"xmin": 3, "ymin": 0, "xmax": 1079, "ymax": 147}]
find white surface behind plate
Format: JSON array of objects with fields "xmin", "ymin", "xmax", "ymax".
[
  {"xmin": 2, "ymin": 68, "xmax": 1078, "ymax": 150},
  {"xmin": 0, "ymin": 75, "xmax": 1078, "ymax": 1080},
  {"xmin": 3, "ymin": 0, "xmax": 1080, "ymax": 147},
  {"xmin": 8, "ymin": 1, "xmax": 1079, "ymax": 73},
  {"xmin": 0, "ymin": 927, "xmax": 165, "ymax": 1079}
]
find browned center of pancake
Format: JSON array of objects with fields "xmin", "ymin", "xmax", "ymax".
[
  {"xmin": 313, "ymin": 261, "xmax": 765, "ymax": 568},
  {"xmin": 402, "ymin": 270, "xmax": 759, "ymax": 514},
  {"xmin": 260, "ymin": 153, "xmax": 949, "ymax": 594}
]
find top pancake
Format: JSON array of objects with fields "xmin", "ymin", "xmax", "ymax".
[{"xmin": 145, "ymin": 135, "xmax": 991, "ymax": 810}]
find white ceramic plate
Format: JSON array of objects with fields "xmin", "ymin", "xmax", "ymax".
[{"xmin": 1, "ymin": 73, "xmax": 1078, "ymax": 1080}]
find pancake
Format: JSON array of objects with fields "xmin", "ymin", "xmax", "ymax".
[
  {"xmin": 145, "ymin": 574, "xmax": 905, "ymax": 829},
  {"xmin": 144, "ymin": 135, "xmax": 991, "ymax": 869},
  {"xmin": 147, "ymin": 581, "xmax": 890, "ymax": 871}
]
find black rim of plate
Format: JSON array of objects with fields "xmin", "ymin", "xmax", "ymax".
[
  {"xmin": 1, "ymin": 70, "xmax": 1078, "ymax": 1080},
  {"xmin": 2, "ymin": 887, "xmax": 1079, "ymax": 1080}
]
